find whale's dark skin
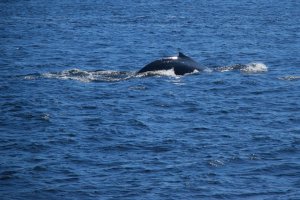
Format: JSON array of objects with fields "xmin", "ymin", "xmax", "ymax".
[{"xmin": 137, "ymin": 52, "xmax": 203, "ymax": 75}]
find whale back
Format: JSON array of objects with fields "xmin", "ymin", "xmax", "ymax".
[{"xmin": 138, "ymin": 52, "xmax": 202, "ymax": 75}]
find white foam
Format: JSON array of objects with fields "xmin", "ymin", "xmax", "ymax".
[
  {"xmin": 216, "ymin": 65, "xmax": 238, "ymax": 72},
  {"xmin": 190, "ymin": 69, "xmax": 200, "ymax": 74},
  {"xmin": 137, "ymin": 68, "xmax": 201, "ymax": 77},
  {"xmin": 137, "ymin": 68, "xmax": 178, "ymax": 77},
  {"xmin": 241, "ymin": 62, "xmax": 268, "ymax": 73},
  {"xmin": 43, "ymin": 69, "xmax": 133, "ymax": 82},
  {"xmin": 43, "ymin": 69, "xmax": 93, "ymax": 82},
  {"xmin": 204, "ymin": 68, "xmax": 213, "ymax": 73},
  {"xmin": 24, "ymin": 75, "xmax": 37, "ymax": 80}
]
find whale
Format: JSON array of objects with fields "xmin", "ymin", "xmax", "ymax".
[{"xmin": 137, "ymin": 52, "xmax": 203, "ymax": 75}]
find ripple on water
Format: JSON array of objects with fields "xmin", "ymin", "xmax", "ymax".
[
  {"xmin": 0, "ymin": 171, "xmax": 18, "ymax": 180},
  {"xmin": 278, "ymin": 75, "xmax": 300, "ymax": 81}
]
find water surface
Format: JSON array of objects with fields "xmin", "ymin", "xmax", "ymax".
[{"xmin": 1, "ymin": 0, "xmax": 299, "ymax": 199}]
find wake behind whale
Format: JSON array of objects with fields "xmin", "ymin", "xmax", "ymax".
[{"xmin": 23, "ymin": 52, "xmax": 268, "ymax": 82}]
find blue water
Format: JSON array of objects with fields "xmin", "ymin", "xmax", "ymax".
[{"xmin": 1, "ymin": 0, "xmax": 300, "ymax": 199}]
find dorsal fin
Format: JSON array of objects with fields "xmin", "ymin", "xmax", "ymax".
[{"xmin": 178, "ymin": 52, "xmax": 188, "ymax": 58}]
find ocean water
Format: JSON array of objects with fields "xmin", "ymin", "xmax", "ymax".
[{"xmin": 1, "ymin": 0, "xmax": 300, "ymax": 199}]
